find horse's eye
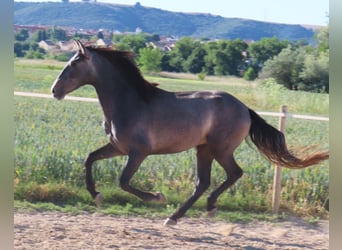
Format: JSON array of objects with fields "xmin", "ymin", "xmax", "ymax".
[{"xmin": 71, "ymin": 56, "xmax": 81, "ymax": 65}]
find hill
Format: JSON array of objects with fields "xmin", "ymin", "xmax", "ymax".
[{"xmin": 14, "ymin": 1, "xmax": 317, "ymax": 41}]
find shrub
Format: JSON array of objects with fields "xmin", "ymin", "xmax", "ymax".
[
  {"xmin": 243, "ymin": 67, "xmax": 256, "ymax": 81},
  {"xmin": 197, "ymin": 72, "xmax": 206, "ymax": 80}
]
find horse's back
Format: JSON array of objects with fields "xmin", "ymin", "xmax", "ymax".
[{"xmin": 146, "ymin": 90, "xmax": 251, "ymax": 154}]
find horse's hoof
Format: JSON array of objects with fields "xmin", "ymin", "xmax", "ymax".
[
  {"xmin": 94, "ymin": 193, "xmax": 103, "ymax": 207},
  {"xmin": 207, "ymin": 207, "xmax": 217, "ymax": 217},
  {"xmin": 156, "ymin": 192, "xmax": 167, "ymax": 204},
  {"xmin": 164, "ymin": 218, "xmax": 177, "ymax": 226}
]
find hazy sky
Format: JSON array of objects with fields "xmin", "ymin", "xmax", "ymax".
[{"xmin": 16, "ymin": 0, "xmax": 329, "ymax": 26}]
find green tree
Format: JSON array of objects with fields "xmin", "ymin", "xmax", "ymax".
[
  {"xmin": 150, "ymin": 34, "xmax": 160, "ymax": 42},
  {"xmin": 14, "ymin": 42, "xmax": 25, "ymax": 57},
  {"xmin": 203, "ymin": 41, "xmax": 218, "ymax": 75},
  {"xmin": 299, "ymin": 51, "xmax": 329, "ymax": 92},
  {"xmin": 183, "ymin": 43, "xmax": 207, "ymax": 73},
  {"xmin": 47, "ymin": 27, "xmax": 67, "ymax": 41},
  {"xmin": 14, "ymin": 42, "xmax": 32, "ymax": 57},
  {"xmin": 32, "ymin": 30, "xmax": 48, "ymax": 42},
  {"xmin": 261, "ymin": 27, "xmax": 329, "ymax": 93},
  {"xmin": 315, "ymin": 26, "xmax": 329, "ymax": 53},
  {"xmin": 168, "ymin": 37, "xmax": 196, "ymax": 72},
  {"xmin": 212, "ymin": 39, "xmax": 247, "ymax": 76},
  {"xmin": 138, "ymin": 47, "xmax": 163, "ymax": 73},
  {"xmin": 261, "ymin": 46, "xmax": 305, "ymax": 90},
  {"xmin": 15, "ymin": 29, "xmax": 29, "ymax": 42},
  {"xmin": 116, "ymin": 34, "xmax": 146, "ymax": 54},
  {"xmin": 243, "ymin": 67, "xmax": 256, "ymax": 81},
  {"xmin": 248, "ymin": 37, "xmax": 288, "ymax": 72},
  {"xmin": 97, "ymin": 31, "xmax": 104, "ymax": 39}
]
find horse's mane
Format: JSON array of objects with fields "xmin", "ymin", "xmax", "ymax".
[{"xmin": 85, "ymin": 45, "xmax": 158, "ymax": 102}]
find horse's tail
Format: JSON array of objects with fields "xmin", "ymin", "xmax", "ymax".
[{"xmin": 247, "ymin": 108, "xmax": 329, "ymax": 169}]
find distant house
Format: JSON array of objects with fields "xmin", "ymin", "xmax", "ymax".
[
  {"xmin": 57, "ymin": 40, "xmax": 75, "ymax": 51},
  {"xmin": 148, "ymin": 41, "xmax": 175, "ymax": 52},
  {"xmin": 38, "ymin": 40, "xmax": 56, "ymax": 51},
  {"xmin": 96, "ymin": 38, "xmax": 114, "ymax": 47}
]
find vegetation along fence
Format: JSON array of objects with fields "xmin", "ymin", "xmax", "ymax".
[{"xmin": 14, "ymin": 91, "xmax": 329, "ymax": 213}]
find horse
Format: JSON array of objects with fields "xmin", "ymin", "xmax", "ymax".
[{"xmin": 51, "ymin": 40, "xmax": 329, "ymax": 225}]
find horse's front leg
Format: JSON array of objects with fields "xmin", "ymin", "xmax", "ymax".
[
  {"xmin": 119, "ymin": 151, "xmax": 167, "ymax": 203},
  {"xmin": 84, "ymin": 143, "xmax": 121, "ymax": 206}
]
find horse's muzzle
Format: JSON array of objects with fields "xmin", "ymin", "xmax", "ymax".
[{"xmin": 51, "ymin": 85, "xmax": 65, "ymax": 100}]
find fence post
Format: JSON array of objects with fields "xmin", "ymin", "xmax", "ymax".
[{"xmin": 272, "ymin": 105, "xmax": 288, "ymax": 213}]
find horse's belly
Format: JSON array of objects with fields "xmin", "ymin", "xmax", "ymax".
[{"xmin": 150, "ymin": 129, "xmax": 206, "ymax": 154}]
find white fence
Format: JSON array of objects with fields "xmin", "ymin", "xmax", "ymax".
[{"xmin": 14, "ymin": 92, "xmax": 329, "ymax": 213}]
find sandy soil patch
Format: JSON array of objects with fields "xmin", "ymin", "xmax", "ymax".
[{"xmin": 14, "ymin": 211, "xmax": 328, "ymax": 250}]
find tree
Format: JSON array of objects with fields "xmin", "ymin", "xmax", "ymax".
[
  {"xmin": 261, "ymin": 27, "xmax": 329, "ymax": 93},
  {"xmin": 203, "ymin": 41, "xmax": 218, "ymax": 75},
  {"xmin": 183, "ymin": 43, "xmax": 207, "ymax": 74},
  {"xmin": 299, "ymin": 51, "xmax": 329, "ymax": 92},
  {"xmin": 138, "ymin": 47, "xmax": 163, "ymax": 73},
  {"xmin": 14, "ymin": 42, "xmax": 25, "ymax": 57},
  {"xmin": 315, "ymin": 26, "xmax": 329, "ymax": 53},
  {"xmin": 150, "ymin": 34, "xmax": 160, "ymax": 42},
  {"xmin": 207, "ymin": 39, "xmax": 247, "ymax": 76},
  {"xmin": 261, "ymin": 46, "xmax": 305, "ymax": 90},
  {"xmin": 15, "ymin": 29, "xmax": 29, "ymax": 42},
  {"xmin": 97, "ymin": 31, "xmax": 104, "ymax": 39},
  {"xmin": 243, "ymin": 67, "xmax": 256, "ymax": 81},
  {"xmin": 32, "ymin": 30, "xmax": 48, "ymax": 42},
  {"xmin": 168, "ymin": 37, "xmax": 197, "ymax": 72},
  {"xmin": 248, "ymin": 37, "xmax": 288, "ymax": 72},
  {"xmin": 116, "ymin": 34, "xmax": 146, "ymax": 54},
  {"xmin": 47, "ymin": 26, "xmax": 67, "ymax": 41}
]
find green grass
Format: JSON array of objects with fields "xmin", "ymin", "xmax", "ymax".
[{"xmin": 14, "ymin": 59, "xmax": 329, "ymax": 220}]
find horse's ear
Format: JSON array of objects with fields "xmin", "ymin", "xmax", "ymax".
[{"xmin": 74, "ymin": 40, "xmax": 88, "ymax": 58}]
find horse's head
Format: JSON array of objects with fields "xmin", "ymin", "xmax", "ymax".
[{"xmin": 51, "ymin": 40, "xmax": 93, "ymax": 100}]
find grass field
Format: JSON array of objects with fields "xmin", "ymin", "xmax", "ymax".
[{"xmin": 14, "ymin": 59, "xmax": 329, "ymax": 219}]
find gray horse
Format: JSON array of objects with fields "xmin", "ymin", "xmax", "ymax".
[{"xmin": 51, "ymin": 41, "xmax": 328, "ymax": 225}]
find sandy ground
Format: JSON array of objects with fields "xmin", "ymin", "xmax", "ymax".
[{"xmin": 14, "ymin": 211, "xmax": 328, "ymax": 250}]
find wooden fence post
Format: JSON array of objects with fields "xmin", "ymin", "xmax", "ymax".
[{"xmin": 272, "ymin": 105, "xmax": 288, "ymax": 213}]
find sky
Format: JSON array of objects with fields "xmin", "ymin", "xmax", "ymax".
[{"xmin": 16, "ymin": 0, "xmax": 329, "ymax": 26}]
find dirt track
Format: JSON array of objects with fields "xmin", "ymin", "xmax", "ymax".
[{"xmin": 14, "ymin": 211, "xmax": 328, "ymax": 250}]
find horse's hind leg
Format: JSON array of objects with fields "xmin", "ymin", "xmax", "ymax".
[
  {"xmin": 164, "ymin": 145, "xmax": 213, "ymax": 225},
  {"xmin": 84, "ymin": 143, "xmax": 120, "ymax": 206},
  {"xmin": 206, "ymin": 153, "xmax": 243, "ymax": 216}
]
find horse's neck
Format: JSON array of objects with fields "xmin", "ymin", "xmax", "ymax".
[{"xmin": 94, "ymin": 79, "xmax": 145, "ymax": 123}]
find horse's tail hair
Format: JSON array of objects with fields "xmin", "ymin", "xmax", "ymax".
[{"xmin": 247, "ymin": 108, "xmax": 329, "ymax": 169}]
